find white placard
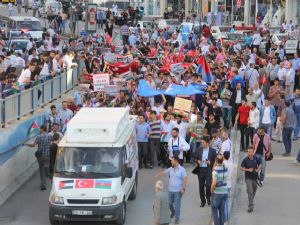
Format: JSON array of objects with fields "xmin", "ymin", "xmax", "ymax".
[{"xmin": 93, "ymin": 73, "xmax": 110, "ymax": 91}]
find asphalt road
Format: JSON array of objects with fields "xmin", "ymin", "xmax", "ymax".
[
  {"xmin": 0, "ymin": 164, "xmax": 211, "ymax": 225},
  {"xmin": 229, "ymin": 138, "xmax": 300, "ymax": 225}
]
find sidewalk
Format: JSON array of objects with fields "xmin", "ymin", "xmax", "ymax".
[{"xmin": 229, "ymin": 140, "xmax": 300, "ymax": 225}]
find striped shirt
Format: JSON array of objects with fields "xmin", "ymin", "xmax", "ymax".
[
  {"xmin": 149, "ymin": 120, "xmax": 162, "ymax": 139},
  {"xmin": 211, "ymin": 137, "xmax": 222, "ymax": 153},
  {"xmin": 212, "ymin": 165, "xmax": 228, "ymax": 194}
]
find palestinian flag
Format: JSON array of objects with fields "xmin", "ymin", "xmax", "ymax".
[
  {"xmin": 196, "ymin": 56, "xmax": 213, "ymax": 83},
  {"xmin": 27, "ymin": 121, "xmax": 39, "ymax": 138},
  {"xmin": 190, "ymin": 132, "xmax": 198, "ymax": 144},
  {"xmin": 59, "ymin": 180, "xmax": 74, "ymax": 190},
  {"xmin": 161, "ymin": 131, "xmax": 169, "ymax": 142}
]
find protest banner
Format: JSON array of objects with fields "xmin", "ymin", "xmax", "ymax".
[
  {"xmin": 173, "ymin": 97, "xmax": 192, "ymax": 117},
  {"xmin": 104, "ymin": 85, "xmax": 120, "ymax": 96},
  {"xmin": 93, "ymin": 73, "xmax": 110, "ymax": 91},
  {"xmin": 103, "ymin": 53, "xmax": 116, "ymax": 62},
  {"xmin": 171, "ymin": 63, "xmax": 185, "ymax": 75}
]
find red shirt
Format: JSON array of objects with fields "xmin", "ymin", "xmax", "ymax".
[{"xmin": 238, "ymin": 105, "xmax": 250, "ymax": 125}]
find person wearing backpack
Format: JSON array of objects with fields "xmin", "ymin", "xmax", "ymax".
[
  {"xmin": 210, "ymin": 153, "xmax": 228, "ymax": 225},
  {"xmin": 240, "ymin": 146, "xmax": 261, "ymax": 213},
  {"xmin": 292, "ymin": 89, "xmax": 300, "ymax": 140},
  {"xmin": 252, "ymin": 127, "xmax": 272, "ymax": 185}
]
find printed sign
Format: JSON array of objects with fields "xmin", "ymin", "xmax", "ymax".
[
  {"xmin": 171, "ymin": 63, "xmax": 185, "ymax": 75},
  {"xmin": 103, "ymin": 53, "xmax": 116, "ymax": 62},
  {"xmin": 173, "ymin": 97, "xmax": 192, "ymax": 117},
  {"xmin": 104, "ymin": 85, "xmax": 120, "ymax": 96},
  {"xmin": 93, "ymin": 73, "xmax": 110, "ymax": 91}
]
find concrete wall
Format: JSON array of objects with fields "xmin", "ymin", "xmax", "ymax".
[{"xmin": 0, "ymin": 144, "xmax": 38, "ymax": 206}]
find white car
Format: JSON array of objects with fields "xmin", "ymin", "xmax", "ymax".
[
  {"xmin": 260, "ymin": 33, "xmax": 299, "ymax": 55},
  {"xmin": 38, "ymin": 0, "xmax": 63, "ymax": 17},
  {"xmin": 156, "ymin": 19, "xmax": 181, "ymax": 33},
  {"xmin": 129, "ymin": 21, "xmax": 155, "ymax": 33}
]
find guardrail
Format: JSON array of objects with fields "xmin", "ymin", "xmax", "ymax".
[{"xmin": 0, "ymin": 68, "xmax": 79, "ymax": 128}]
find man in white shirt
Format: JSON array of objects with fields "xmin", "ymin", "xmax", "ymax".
[
  {"xmin": 251, "ymin": 32, "xmax": 262, "ymax": 52},
  {"xmin": 221, "ymin": 131, "xmax": 233, "ymax": 163},
  {"xmin": 26, "ymin": 38, "xmax": 34, "ymax": 51},
  {"xmin": 245, "ymin": 63, "xmax": 259, "ymax": 88},
  {"xmin": 17, "ymin": 63, "xmax": 35, "ymax": 85},
  {"xmin": 285, "ymin": 62, "xmax": 295, "ymax": 100},
  {"xmin": 175, "ymin": 115, "xmax": 190, "ymax": 140},
  {"xmin": 16, "ymin": 52, "xmax": 25, "ymax": 68},
  {"xmin": 248, "ymin": 102, "xmax": 260, "ymax": 143},
  {"xmin": 277, "ymin": 61, "xmax": 287, "ymax": 86},
  {"xmin": 167, "ymin": 127, "xmax": 190, "ymax": 165}
]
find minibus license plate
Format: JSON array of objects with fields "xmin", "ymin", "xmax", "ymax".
[{"xmin": 72, "ymin": 210, "xmax": 93, "ymax": 215}]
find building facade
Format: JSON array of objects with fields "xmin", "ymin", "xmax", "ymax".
[{"xmin": 131, "ymin": 0, "xmax": 299, "ymax": 25}]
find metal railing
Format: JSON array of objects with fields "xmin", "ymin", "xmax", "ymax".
[{"xmin": 0, "ymin": 68, "xmax": 79, "ymax": 128}]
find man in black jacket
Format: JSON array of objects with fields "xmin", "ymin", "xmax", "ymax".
[
  {"xmin": 230, "ymin": 82, "xmax": 246, "ymax": 126},
  {"xmin": 195, "ymin": 136, "xmax": 217, "ymax": 207}
]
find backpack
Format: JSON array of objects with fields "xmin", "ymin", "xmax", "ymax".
[{"xmin": 293, "ymin": 97, "xmax": 300, "ymax": 113}]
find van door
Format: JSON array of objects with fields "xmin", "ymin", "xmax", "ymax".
[{"xmin": 122, "ymin": 146, "xmax": 132, "ymax": 200}]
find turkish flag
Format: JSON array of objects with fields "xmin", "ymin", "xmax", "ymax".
[{"xmin": 75, "ymin": 179, "xmax": 94, "ymax": 189}]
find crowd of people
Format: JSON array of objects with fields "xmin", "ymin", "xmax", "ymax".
[{"xmin": 1, "ymin": 4, "xmax": 299, "ymax": 224}]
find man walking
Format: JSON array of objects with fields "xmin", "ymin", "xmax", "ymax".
[
  {"xmin": 240, "ymin": 146, "xmax": 261, "ymax": 213},
  {"xmin": 16, "ymin": 0, "xmax": 22, "ymax": 14},
  {"xmin": 259, "ymin": 97, "xmax": 276, "ymax": 139},
  {"xmin": 25, "ymin": 125, "xmax": 52, "ymax": 191},
  {"xmin": 156, "ymin": 156, "xmax": 187, "ymax": 224},
  {"xmin": 252, "ymin": 127, "xmax": 272, "ymax": 185},
  {"xmin": 281, "ymin": 101, "xmax": 294, "ymax": 156},
  {"xmin": 292, "ymin": 89, "xmax": 300, "ymax": 140},
  {"xmin": 149, "ymin": 111, "xmax": 162, "ymax": 167},
  {"xmin": 235, "ymin": 99, "xmax": 251, "ymax": 151},
  {"xmin": 135, "ymin": 115, "xmax": 150, "ymax": 169},
  {"xmin": 153, "ymin": 180, "xmax": 171, "ymax": 225},
  {"xmin": 195, "ymin": 136, "xmax": 217, "ymax": 207},
  {"xmin": 167, "ymin": 128, "xmax": 190, "ymax": 166},
  {"xmin": 210, "ymin": 154, "xmax": 228, "ymax": 225}
]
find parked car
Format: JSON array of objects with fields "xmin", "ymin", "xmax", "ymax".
[
  {"xmin": 260, "ymin": 33, "xmax": 299, "ymax": 55},
  {"xmin": 129, "ymin": 20, "xmax": 155, "ymax": 33},
  {"xmin": 156, "ymin": 19, "xmax": 180, "ymax": 34},
  {"xmin": 38, "ymin": 0, "xmax": 63, "ymax": 18},
  {"xmin": 6, "ymin": 38, "xmax": 30, "ymax": 52}
]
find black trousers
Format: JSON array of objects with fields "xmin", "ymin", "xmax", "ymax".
[
  {"xmin": 197, "ymin": 167, "xmax": 212, "ymax": 204},
  {"xmin": 239, "ymin": 124, "xmax": 249, "ymax": 150},
  {"xmin": 248, "ymin": 127, "xmax": 256, "ymax": 145},
  {"xmin": 149, "ymin": 138, "xmax": 161, "ymax": 166},
  {"xmin": 138, "ymin": 142, "xmax": 148, "ymax": 169},
  {"xmin": 231, "ymin": 103, "xmax": 241, "ymax": 126},
  {"xmin": 160, "ymin": 142, "xmax": 169, "ymax": 167}
]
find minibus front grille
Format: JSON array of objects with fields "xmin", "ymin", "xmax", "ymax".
[{"xmin": 67, "ymin": 199, "xmax": 99, "ymax": 204}]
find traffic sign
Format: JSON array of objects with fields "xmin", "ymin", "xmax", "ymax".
[{"xmin": 87, "ymin": 3, "xmax": 97, "ymax": 32}]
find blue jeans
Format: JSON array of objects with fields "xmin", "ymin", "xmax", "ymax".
[
  {"xmin": 262, "ymin": 123, "xmax": 273, "ymax": 139},
  {"xmin": 293, "ymin": 113, "xmax": 300, "ymax": 139},
  {"xmin": 223, "ymin": 107, "xmax": 232, "ymax": 129},
  {"xmin": 282, "ymin": 127, "xmax": 293, "ymax": 153},
  {"xmin": 255, "ymin": 154, "xmax": 266, "ymax": 181},
  {"xmin": 211, "ymin": 193, "xmax": 227, "ymax": 225},
  {"xmin": 297, "ymin": 150, "xmax": 300, "ymax": 162},
  {"xmin": 224, "ymin": 188, "xmax": 231, "ymax": 222},
  {"xmin": 168, "ymin": 192, "xmax": 182, "ymax": 222}
]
